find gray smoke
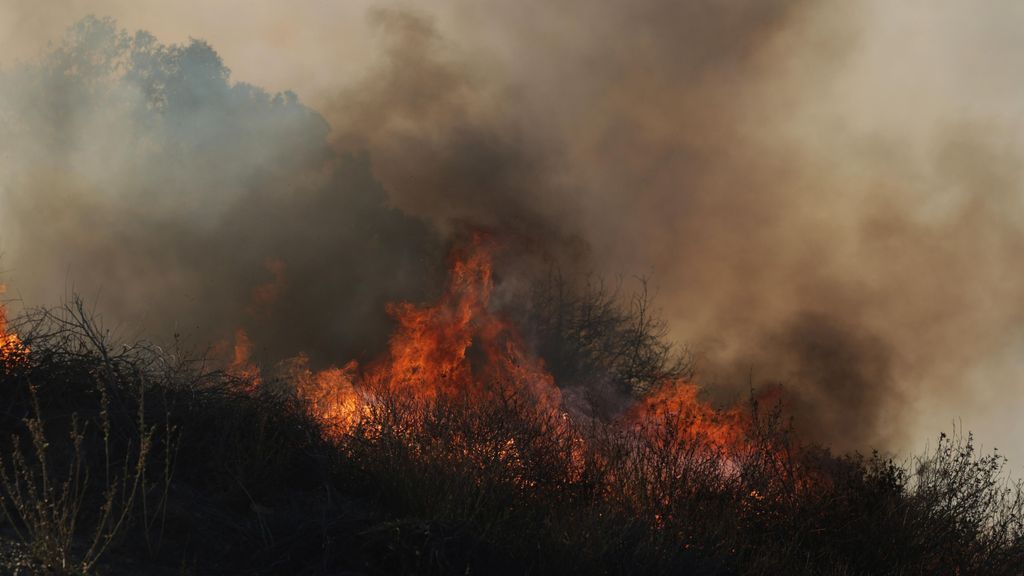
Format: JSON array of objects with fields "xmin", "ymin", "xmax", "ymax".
[
  {"xmin": 0, "ymin": 16, "xmax": 446, "ymax": 365},
  {"xmin": 3, "ymin": 3, "xmax": 1024, "ymax": 461}
]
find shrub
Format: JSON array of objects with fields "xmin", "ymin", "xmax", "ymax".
[{"xmin": 0, "ymin": 299, "xmax": 1021, "ymax": 574}]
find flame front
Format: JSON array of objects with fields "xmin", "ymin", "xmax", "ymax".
[
  {"xmin": 207, "ymin": 235, "xmax": 770, "ymax": 482},
  {"xmin": 282, "ymin": 234, "xmax": 767, "ymax": 460},
  {"xmin": 1, "ymin": 239, "xmax": 789, "ymax": 532},
  {"xmin": 365, "ymin": 234, "xmax": 560, "ymax": 411}
]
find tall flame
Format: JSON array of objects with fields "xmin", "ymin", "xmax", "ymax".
[
  {"xmin": 365, "ymin": 234, "xmax": 560, "ymax": 410},
  {"xmin": 294, "ymin": 233, "xmax": 562, "ymax": 434}
]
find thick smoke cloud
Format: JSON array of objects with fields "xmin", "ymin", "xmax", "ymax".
[
  {"xmin": 317, "ymin": 1, "xmax": 907, "ymax": 449},
  {"xmin": 2, "ymin": 2, "xmax": 1024, "ymax": 461},
  {"xmin": 378, "ymin": 1, "xmax": 1024, "ymax": 454},
  {"xmin": 327, "ymin": 9, "xmax": 588, "ymax": 269},
  {"xmin": 327, "ymin": 1, "xmax": 1024, "ymax": 456},
  {"xmin": 0, "ymin": 16, "xmax": 446, "ymax": 365}
]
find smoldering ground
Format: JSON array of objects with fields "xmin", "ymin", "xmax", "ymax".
[{"xmin": 2, "ymin": 1, "xmax": 1024, "ymax": 460}]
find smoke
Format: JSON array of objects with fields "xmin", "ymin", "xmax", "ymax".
[
  {"xmin": 0, "ymin": 16, "xmax": 446, "ymax": 364},
  {"xmin": 390, "ymin": 0, "xmax": 1024, "ymax": 455},
  {"xmin": 2, "ymin": 1, "xmax": 1024, "ymax": 460}
]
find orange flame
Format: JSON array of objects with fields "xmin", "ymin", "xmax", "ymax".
[
  {"xmin": 292, "ymin": 233, "xmax": 562, "ymax": 436},
  {"xmin": 282, "ymin": 354, "xmax": 361, "ymax": 436},
  {"xmin": 224, "ymin": 234, "xmax": 799, "ymax": 518},
  {"xmin": 363, "ymin": 234, "xmax": 560, "ymax": 410},
  {"xmin": 628, "ymin": 379, "xmax": 748, "ymax": 453},
  {"xmin": 0, "ymin": 285, "xmax": 29, "ymax": 367},
  {"xmin": 240, "ymin": 234, "xmax": 756, "ymax": 473},
  {"xmin": 227, "ymin": 328, "xmax": 261, "ymax": 391},
  {"xmin": 220, "ymin": 259, "xmax": 287, "ymax": 390}
]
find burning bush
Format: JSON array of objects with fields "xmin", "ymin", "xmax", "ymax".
[{"xmin": 3, "ymin": 238, "xmax": 1020, "ymax": 575}]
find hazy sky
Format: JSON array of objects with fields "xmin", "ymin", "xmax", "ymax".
[{"xmin": 2, "ymin": 0, "xmax": 1023, "ymax": 469}]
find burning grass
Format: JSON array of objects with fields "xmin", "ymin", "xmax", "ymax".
[{"xmin": 0, "ymin": 248, "xmax": 1022, "ymax": 574}]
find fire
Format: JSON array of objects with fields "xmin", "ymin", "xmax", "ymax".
[
  {"xmin": 227, "ymin": 328, "xmax": 261, "ymax": 390},
  {"xmin": 291, "ymin": 233, "xmax": 562, "ymax": 435},
  {"xmin": 281, "ymin": 354, "xmax": 361, "ymax": 437},
  {"xmin": 279, "ymin": 234, "xmax": 761, "ymax": 458},
  {"xmin": 363, "ymin": 234, "xmax": 560, "ymax": 411},
  {"xmin": 171, "ymin": 232, "xmax": 801, "ymax": 526},
  {"xmin": 367, "ymin": 240, "xmax": 491, "ymax": 401},
  {"xmin": 222, "ymin": 259, "xmax": 288, "ymax": 390},
  {"xmin": 0, "ymin": 284, "xmax": 29, "ymax": 367},
  {"xmin": 230, "ymin": 233, "xmax": 762, "ymax": 492},
  {"xmin": 628, "ymin": 379, "xmax": 748, "ymax": 453}
]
